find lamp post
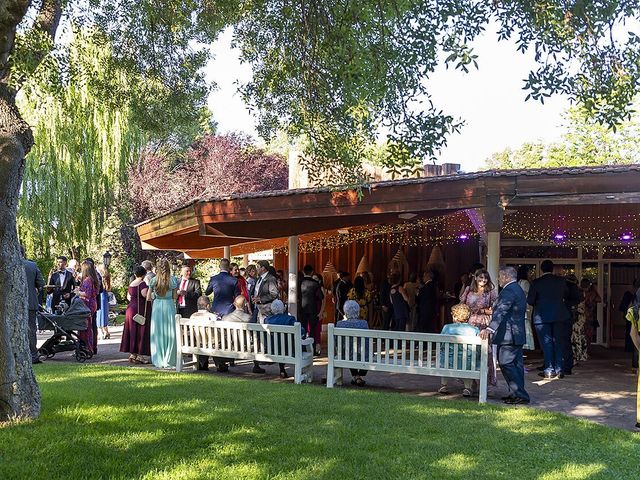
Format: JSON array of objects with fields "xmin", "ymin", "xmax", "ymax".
[{"xmin": 102, "ymin": 251, "xmax": 112, "ymax": 269}]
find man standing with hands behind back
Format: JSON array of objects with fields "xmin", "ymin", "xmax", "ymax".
[{"xmin": 480, "ymin": 266, "xmax": 529, "ymax": 405}]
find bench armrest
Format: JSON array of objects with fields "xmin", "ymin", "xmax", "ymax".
[{"xmin": 301, "ymin": 337, "xmax": 314, "ymax": 346}]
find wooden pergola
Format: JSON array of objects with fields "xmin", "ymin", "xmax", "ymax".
[{"xmin": 136, "ymin": 164, "xmax": 640, "ymax": 326}]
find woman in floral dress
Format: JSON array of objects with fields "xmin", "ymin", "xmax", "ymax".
[{"xmin": 459, "ymin": 269, "xmax": 498, "ymax": 386}]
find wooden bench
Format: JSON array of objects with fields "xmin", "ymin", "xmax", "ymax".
[
  {"xmin": 175, "ymin": 315, "xmax": 315, "ymax": 384},
  {"xmin": 326, "ymin": 324, "xmax": 489, "ymax": 403}
]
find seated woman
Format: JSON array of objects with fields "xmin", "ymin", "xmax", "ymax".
[
  {"xmin": 265, "ymin": 299, "xmax": 301, "ymax": 379},
  {"xmin": 438, "ymin": 303, "xmax": 480, "ymax": 397},
  {"xmin": 335, "ymin": 300, "xmax": 369, "ymax": 387}
]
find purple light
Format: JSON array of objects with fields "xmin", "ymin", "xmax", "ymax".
[
  {"xmin": 620, "ymin": 233, "xmax": 633, "ymax": 241},
  {"xmin": 553, "ymin": 233, "xmax": 566, "ymax": 242},
  {"xmin": 458, "ymin": 233, "xmax": 469, "ymax": 240}
]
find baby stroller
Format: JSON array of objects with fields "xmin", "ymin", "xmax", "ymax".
[{"xmin": 37, "ymin": 297, "xmax": 93, "ymax": 362}]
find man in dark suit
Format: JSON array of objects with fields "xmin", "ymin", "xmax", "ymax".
[
  {"xmin": 563, "ymin": 273, "xmax": 584, "ymax": 375},
  {"xmin": 527, "ymin": 259, "xmax": 571, "ymax": 378},
  {"xmin": 333, "ymin": 271, "xmax": 352, "ymax": 321},
  {"xmin": 205, "ymin": 258, "xmax": 239, "ymax": 317},
  {"xmin": 481, "ymin": 266, "xmax": 529, "ymax": 404},
  {"xmin": 251, "ymin": 260, "xmax": 279, "ymax": 324},
  {"xmin": 379, "ymin": 274, "xmax": 393, "ymax": 330},
  {"xmin": 176, "ymin": 265, "xmax": 202, "ymax": 318},
  {"xmin": 22, "ymin": 246, "xmax": 45, "ymax": 363},
  {"xmin": 46, "ymin": 255, "xmax": 75, "ymax": 312},
  {"xmin": 416, "ymin": 270, "xmax": 438, "ymax": 333},
  {"xmin": 298, "ymin": 264, "xmax": 324, "ymax": 351}
]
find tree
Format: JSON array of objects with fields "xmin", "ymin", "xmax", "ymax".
[
  {"xmin": 128, "ymin": 133, "xmax": 288, "ymax": 221},
  {"xmin": 484, "ymin": 105, "xmax": 640, "ymax": 169},
  {"xmin": 1, "ymin": 1, "xmax": 214, "ymax": 421},
  {"xmin": 3, "ymin": 1, "xmax": 640, "ymax": 421}
]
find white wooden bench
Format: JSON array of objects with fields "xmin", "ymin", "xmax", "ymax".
[
  {"xmin": 175, "ymin": 315, "xmax": 315, "ymax": 384},
  {"xmin": 326, "ymin": 324, "xmax": 489, "ymax": 403}
]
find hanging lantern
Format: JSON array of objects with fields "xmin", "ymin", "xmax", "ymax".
[
  {"xmin": 427, "ymin": 246, "xmax": 446, "ymax": 284},
  {"xmin": 356, "ymin": 255, "xmax": 371, "ymax": 276},
  {"xmin": 388, "ymin": 249, "xmax": 409, "ymax": 281},
  {"xmin": 322, "ymin": 261, "xmax": 338, "ymax": 290}
]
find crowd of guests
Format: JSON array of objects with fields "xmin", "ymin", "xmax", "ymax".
[
  {"xmin": 119, "ymin": 258, "xmax": 311, "ymax": 376},
  {"xmin": 21, "ymin": 249, "xmax": 113, "ymax": 363},
  {"xmin": 21, "ymin": 249, "xmax": 640, "ymax": 426}
]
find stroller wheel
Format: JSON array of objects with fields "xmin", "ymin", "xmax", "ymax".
[{"xmin": 75, "ymin": 351, "xmax": 88, "ymax": 363}]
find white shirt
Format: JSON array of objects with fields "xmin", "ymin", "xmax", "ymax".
[{"xmin": 179, "ymin": 277, "xmax": 188, "ymax": 307}]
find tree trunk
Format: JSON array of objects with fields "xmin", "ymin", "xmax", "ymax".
[{"xmin": 0, "ymin": 84, "xmax": 40, "ymax": 422}]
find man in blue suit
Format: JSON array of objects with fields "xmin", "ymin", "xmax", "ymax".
[
  {"xmin": 205, "ymin": 258, "xmax": 239, "ymax": 317},
  {"xmin": 527, "ymin": 259, "xmax": 570, "ymax": 378},
  {"xmin": 481, "ymin": 266, "xmax": 530, "ymax": 404}
]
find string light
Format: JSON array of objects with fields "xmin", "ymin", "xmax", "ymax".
[{"xmin": 273, "ymin": 210, "xmax": 477, "ymax": 254}]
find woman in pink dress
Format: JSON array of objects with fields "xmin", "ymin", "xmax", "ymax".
[
  {"xmin": 76, "ymin": 260, "xmax": 99, "ymax": 354},
  {"xmin": 459, "ymin": 269, "xmax": 498, "ymax": 386}
]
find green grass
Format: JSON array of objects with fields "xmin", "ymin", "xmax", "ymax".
[{"xmin": 1, "ymin": 364, "xmax": 638, "ymax": 480}]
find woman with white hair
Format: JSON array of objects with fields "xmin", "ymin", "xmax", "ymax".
[
  {"xmin": 265, "ymin": 299, "xmax": 300, "ymax": 378},
  {"xmin": 336, "ymin": 300, "xmax": 369, "ymax": 387}
]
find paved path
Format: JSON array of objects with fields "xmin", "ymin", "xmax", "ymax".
[{"xmin": 37, "ymin": 327, "xmax": 639, "ymax": 431}]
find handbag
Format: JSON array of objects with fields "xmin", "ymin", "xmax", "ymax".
[{"xmin": 133, "ymin": 285, "xmax": 148, "ymax": 325}]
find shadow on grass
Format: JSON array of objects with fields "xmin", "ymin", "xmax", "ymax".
[{"xmin": 0, "ymin": 364, "xmax": 638, "ymax": 480}]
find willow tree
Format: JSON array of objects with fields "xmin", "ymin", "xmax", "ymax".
[
  {"xmin": 18, "ymin": 32, "xmax": 147, "ymax": 258},
  {"xmin": 2, "ymin": 1, "xmax": 640, "ymax": 421}
]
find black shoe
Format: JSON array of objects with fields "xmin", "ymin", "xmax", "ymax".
[
  {"xmin": 538, "ymin": 372, "xmax": 556, "ymax": 379},
  {"xmin": 217, "ymin": 364, "xmax": 229, "ymax": 372},
  {"xmin": 279, "ymin": 370, "xmax": 289, "ymax": 379},
  {"xmin": 252, "ymin": 365, "xmax": 266, "ymax": 374},
  {"xmin": 501, "ymin": 394, "xmax": 515, "ymax": 401},
  {"xmin": 505, "ymin": 397, "xmax": 530, "ymax": 405},
  {"xmin": 557, "ymin": 371, "xmax": 565, "ymax": 379},
  {"xmin": 32, "ymin": 358, "xmax": 42, "ymax": 364},
  {"xmin": 197, "ymin": 367, "xmax": 209, "ymax": 372}
]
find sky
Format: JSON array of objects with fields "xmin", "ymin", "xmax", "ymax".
[{"xmin": 206, "ymin": 25, "xmax": 571, "ymax": 173}]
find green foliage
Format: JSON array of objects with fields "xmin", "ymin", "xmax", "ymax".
[
  {"xmin": 1, "ymin": 363, "xmax": 638, "ymax": 479},
  {"xmin": 17, "ymin": 31, "xmax": 145, "ymax": 260},
  {"xmin": 484, "ymin": 103, "xmax": 640, "ymax": 170},
  {"xmin": 494, "ymin": 1, "xmax": 640, "ymax": 129}
]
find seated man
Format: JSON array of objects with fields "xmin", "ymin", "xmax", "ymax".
[
  {"xmin": 215, "ymin": 295, "xmax": 255, "ymax": 373},
  {"xmin": 264, "ymin": 299, "xmax": 304, "ymax": 379},
  {"xmin": 438, "ymin": 303, "xmax": 481, "ymax": 397},
  {"xmin": 335, "ymin": 300, "xmax": 369, "ymax": 387},
  {"xmin": 190, "ymin": 296, "xmax": 218, "ymax": 371}
]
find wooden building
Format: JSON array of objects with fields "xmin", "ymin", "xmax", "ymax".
[{"xmin": 137, "ymin": 164, "xmax": 640, "ymax": 348}]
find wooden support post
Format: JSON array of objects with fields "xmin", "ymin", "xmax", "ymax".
[{"xmin": 223, "ymin": 246, "xmax": 231, "ymax": 260}]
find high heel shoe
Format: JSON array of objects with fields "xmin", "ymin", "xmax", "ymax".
[{"xmin": 103, "ymin": 333, "xmax": 111, "ymax": 340}]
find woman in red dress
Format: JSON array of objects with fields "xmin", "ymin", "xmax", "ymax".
[
  {"xmin": 231, "ymin": 263, "xmax": 250, "ymax": 304},
  {"xmin": 76, "ymin": 260, "xmax": 99, "ymax": 353}
]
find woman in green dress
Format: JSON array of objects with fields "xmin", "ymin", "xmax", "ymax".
[
  {"xmin": 627, "ymin": 296, "xmax": 640, "ymax": 430},
  {"xmin": 147, "ymin": 258, "xmax": 179, "ymax": 368}
]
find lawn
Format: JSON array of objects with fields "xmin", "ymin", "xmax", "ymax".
[{"xmin": 0, "ymin": 364, "xmax": 638, "ymax": 480}]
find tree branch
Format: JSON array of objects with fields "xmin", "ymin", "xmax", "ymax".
[
  {"xmin": 0, "ymin": 0, "xmax": 32, "ymax": 82},
  {"xmin": 34, "ymin": 0, "xmax": 62, "ymax": 39}
]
